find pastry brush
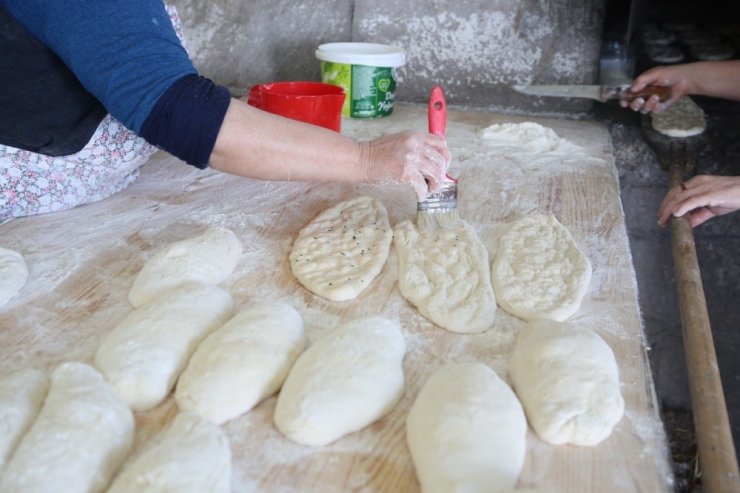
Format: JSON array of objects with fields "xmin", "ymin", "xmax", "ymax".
[{"xmin": 417, "ymin": 85, "xmax": 460, "ymax": 228}]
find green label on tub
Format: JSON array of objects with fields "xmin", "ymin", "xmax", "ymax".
[
  {"xmin": 320, "ymin": 61, "xmax": 397, "ymax": 118},
  {"xmin": 320, "ymin": 61, "xmax": 352, "ymax": 116},
  {"xmin": 350, "ymin": 65, "xmax": 396, "ymax": 118}
]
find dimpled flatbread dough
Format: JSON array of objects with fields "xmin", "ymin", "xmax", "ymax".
[
  {"xmin": 289, "ymin": 196, "xmax": 393, "ymax": 301},
  {"xmin": 509, "ymin": 320, "xmax": 625, "ymax": 446},
  {"xmin": 274, "ymin": 317, "xmax": 406, "ymax": 446},
  {"xmin": 0, "ymin": 363, "xmax": 134, "ymax": 493},
  {"xmin": 492, "ymin": 213, "xmax": 591, "ymax": 322},
  {"xmin": 651, "ymin": 96, "xmax": 706, "ymax": 138},
  {"xmin": 406, "ymin": 363, "xmax": 527, "ymax": 493},
  {"xmin": 393, "ymin": 219, "xmax": 496, "ymax": 333},
  {"xmin": 0, "ymin": 247, "xmax": 28, "ymax": 308},
  {"xmin": 129, "ymin": 227, "xmax": 242, "ymax": 308}
]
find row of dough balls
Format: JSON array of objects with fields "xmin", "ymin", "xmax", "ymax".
[
  {"xmin": 0, "ymin": 318, "xmax": 624, "ymax": 493},
  {"xmin": 0, "ymin": 315, "xmax": 405, "ymax": 492},
  {"xmin": 408, "ymin": 331, "xmax": 623, "ymax": 493},
  {"xmin": 290, "ymin": 196, "xmax": 592, "ymax": 334}
]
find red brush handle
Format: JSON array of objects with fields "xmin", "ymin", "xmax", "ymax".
[
  {"xmin": 428, "ymin": 85, "xmax": 446, "ymax": 138},
  {"xmin": 428, "ymin": 85, "xmax": 458, "ymax": 184}
]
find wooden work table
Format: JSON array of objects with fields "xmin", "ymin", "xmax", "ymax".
[{"xmin": 0, "ymin": 105, "xmax": 672, "ymax": 492}]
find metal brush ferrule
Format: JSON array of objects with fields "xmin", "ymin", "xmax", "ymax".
[{"xmin": 417, "ymin": 182, "xmax": 458, "ymax": 211}]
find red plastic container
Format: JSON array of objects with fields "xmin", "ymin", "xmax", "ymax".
[{"xmin": 247, "ymin": 81, "xmax": 345, "ymax": 132}]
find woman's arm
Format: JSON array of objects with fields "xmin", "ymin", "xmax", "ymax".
[
  {"xmin": 209, "ymin": 98, "xmax": 450, "ymax": 200},
  {"xmin": 4, "ymin": 0, "xmax": 451, "ymax": 199},
  {"xmin": 622, "ymin": 60, "xmax": 740, "ymax": 113}
]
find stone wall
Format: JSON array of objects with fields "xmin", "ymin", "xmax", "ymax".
[{"xmin": 168, "ymin": 0, "xmax": 607, "ymax": 115}]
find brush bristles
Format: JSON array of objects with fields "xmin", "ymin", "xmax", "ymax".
[{"xmin": 416, "ymin": 209, "xmax": 462, "ymax": 229}]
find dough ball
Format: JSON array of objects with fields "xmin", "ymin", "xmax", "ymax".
[
  {"xmin": 642, "ymin": 28, "xmax": 677, "ymax": 46},
  {"xmin": 129, "ymin": 227, "xmax": 241, "ymax": 308},
  {"xmin": 0, "ymin": 247, "xmax": 28, "ymax": 308},
  {"xmin": 0, "ymin": 368, "xmax": 48, "ymax": 468},
  {"xmin": 107, "ymin": 412, "xmax": 231, "ymax": 493},
  {"xmin": 0, "ymin": 362, "xmax": 134, "ymax": 493},
  {"xmin": 175, "ymin": 302, "xmax": 306, "ymax": 424},
  {"xmin": 690, "ymin": 42, "xmax": 735, "ymax": 61},
  {"xmin": 96, "ymin": 284, "xmax": 234, "ymax": 411},
  {"xmin": 509, "ymin": 320, "xmax": 625, "ymax": 446},
  {"xmin": 406, "ymin": 363, "xmax": 527, "ymax": 493},
  {"xmin": 274, "ymin": 317, "xmax": 406, "ymax": 446},
  {"xmin": 679, "ymin": 30, "xmax": 720, "ymax": 46},
  {"xmin": 478, "ymin": 122, "xmax": 581, "ymax": 154},
  {"xmin": 647, "ymin": 45, "xmax": 685, "ymax": 64}
]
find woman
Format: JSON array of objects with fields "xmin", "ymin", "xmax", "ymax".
[{"xmin": 0, "ymin": 0, "xmax": 450, "ymax": 223}]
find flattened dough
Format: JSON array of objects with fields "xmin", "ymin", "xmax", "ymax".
[
  {"xmin": 478, "ymin": 121, "xmax": 581, "ymax": 154},
  {"xmin": 0, "ymin": 368, "xmax": 48, "ymax": 469},
  {"xmin": 0, "ymin": 363, "xmax": 133, "ymax": 493},
  {"xmin": 0, "ymin": 247, "xmax": 28, "ymax": 308},
  {"xmin": 175, "ymin": 302, "xmax": 306, "ymax": 424},
  {"xmin": 651, "ymin": 97, "xmax": 706, "ymax": 138},
  {"xmin": 96, "ymin": 284, "xmax": 234, "ymax": 411},
  {"xmin": 274, "ymin": 317, "xmax": 406, "ymax": 446},
  {"xmin": 509, "ymin": 320, "xmax": 624, "ymax": 446},
  {"xmin": 129, "ymin": 227, "xmax": 241, "ymax": 308},
  {"xmin": 492, "ymin": 213, "xmax": 591, "ymax": 321},
  {"xmin": 107, "ymin": 412, "xmax": 231, "ymax": 493},
  {"xmin": 406, "ymin": 363, "xmax": 527, "ymax": 493},
  {"xmin": 394, "ymin": 219, "xmax": 496, "ymax": 333},
  {"xmin": 289, "ymin": 196, "xmax": 393, "ymax": 301}
]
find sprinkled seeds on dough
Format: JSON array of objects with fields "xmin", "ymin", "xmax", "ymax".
[{"xmin": 289, "ymin": 196, "xmax": 392, "ymax": 301}]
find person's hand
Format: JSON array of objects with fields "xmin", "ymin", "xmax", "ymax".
[
  {"xmin": 620, "ymin": 65, "xmax": 695, "ymax": 114},
  {"xmin": 359, "ymin": 131, "xmax": 451, "ymax": 201},
  {"xmin": 658, "ymin": 175, "xmax": 740, "ymax": 227}
]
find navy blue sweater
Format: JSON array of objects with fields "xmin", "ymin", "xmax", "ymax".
[{"xmin": 1, "ymin": 0, "xmax": 230, "ymax": 167}]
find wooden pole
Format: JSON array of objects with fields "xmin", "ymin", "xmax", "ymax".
[{"xmin": 668, "ymin": 161, "xmax": 740, "ymax": 493}]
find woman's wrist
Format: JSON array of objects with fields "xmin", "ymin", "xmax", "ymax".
[{"xmin": 358, "ymin": 140, "xmax": 375, "ymax": 183}]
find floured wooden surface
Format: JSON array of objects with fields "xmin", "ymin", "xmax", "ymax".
[{"xmin": 0, "ymin": 105, "xmax": 672, "ymax": 492}]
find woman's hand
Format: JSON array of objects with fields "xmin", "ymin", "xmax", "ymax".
[
  {"xmin": 621, "ymin": 60, "xmax": 740, "ymax": 114},
  {"xmin": 359, "ymin": 131, "xmax": 451, "ymax": 201},
  {"xmin": 658, "ymin": 175, "xmax": 740, "ymax": 227},
  {"xmin": 619, "ymin": 65, "xmax": 694, "ymax": 114}
]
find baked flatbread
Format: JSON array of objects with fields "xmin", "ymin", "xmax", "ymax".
[{"xmin": 651, "ymin": 96, "xmax": 706, "ymax": 138}]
